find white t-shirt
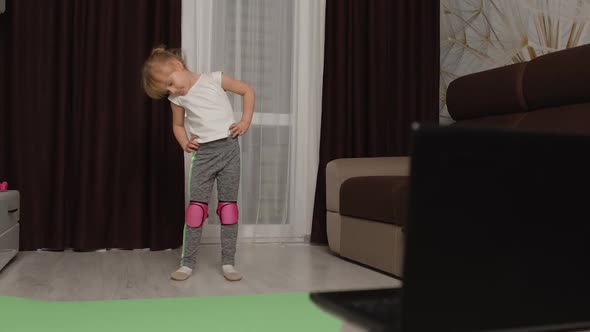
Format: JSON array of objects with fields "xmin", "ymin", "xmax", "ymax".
[{"xmin": 168, "ymin": 71, "xmax": 236, "ymax": 143}]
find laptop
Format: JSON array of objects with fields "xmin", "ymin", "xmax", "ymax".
[{"xmin": 311, "ymin": 124, "xmax": 590, "ymax": 332}]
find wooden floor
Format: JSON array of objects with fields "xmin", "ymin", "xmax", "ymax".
[{"xmin": 0, "ymin": 243, "xmax": 398, "ymax": 301}]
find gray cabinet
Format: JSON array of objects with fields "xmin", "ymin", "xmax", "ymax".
[{"xmin": 0, "ymin": 191, "xmax": 19, "ymax": 270}]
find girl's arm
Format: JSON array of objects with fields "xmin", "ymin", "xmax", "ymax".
[
  {"xmin": 221, "ymin": 73, "xmax": 256, "ymax": 137},
  {"xmin": 171, "ymin": 102, "xmax": 199, "ymax": 152}
]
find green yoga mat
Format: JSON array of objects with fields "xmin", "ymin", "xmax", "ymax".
[{"xmin": 1, "ymin": 292, "xmax": 341, "ymax": 332}]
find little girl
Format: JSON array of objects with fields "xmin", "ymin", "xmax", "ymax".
[{"xmin": 142, "ymin": 46, "xmax": 255, "ymax": 281}]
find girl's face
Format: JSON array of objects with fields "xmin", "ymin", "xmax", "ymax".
[{"xmin": 154, "ymin": 59, "xmax": 192, "ymax": 96}]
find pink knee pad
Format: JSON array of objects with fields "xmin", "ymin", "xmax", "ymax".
[
  {"xmin": 217, "ymin": 202, "xmax": 239, "ymax": 225},
  {"xmin": 186, "ymin": 202, "xmax": 208, "ymax": 227}
]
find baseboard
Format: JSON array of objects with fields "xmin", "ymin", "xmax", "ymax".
[{"xmin": 201, "ymin": 236, "xmax": 307, "ymax": 244}]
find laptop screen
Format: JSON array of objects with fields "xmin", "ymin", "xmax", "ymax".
[{"xmin": 401, "ymin": 125, "xmax": 590, "ymax": 332}]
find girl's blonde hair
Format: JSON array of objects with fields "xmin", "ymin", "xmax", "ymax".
[{"xmin": 142, "ymin": 45, "xmax": 187, "ymax": 99}]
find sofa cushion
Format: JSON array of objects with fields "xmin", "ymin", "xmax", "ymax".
[
  {"xmin": 339, "ymin": 176, "xmax": 408, "ymax": 226},
  {"xmin": 447, "ymin": 62, "xmax": 528, "ymax": 120},
  {"xmin": 523, "ymin": 44, "xmax": 590, "ymax": 110},
  {"xmin": 452, "ymin": 112, "xmax": 527, "ymax": 129},
  {"xmin": 453, "ymin": 103, "xmax": 590, "ymax": 134},
  {"xmin": 516, "ymin": 102, "xmax": 590, "ymax": 134}
]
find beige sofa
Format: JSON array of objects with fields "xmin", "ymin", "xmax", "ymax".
[
  {"xmin": 326, "ymin": 157, "xmax": 409, "ymax": 276},
  {"xmin": 325, "ymin": 44, "xmax": 590, "ymax": 278}
]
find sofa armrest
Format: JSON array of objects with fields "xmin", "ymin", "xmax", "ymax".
[{"xmin": 326, "ymin": 157, "xmax": 410, "ymax": 213}]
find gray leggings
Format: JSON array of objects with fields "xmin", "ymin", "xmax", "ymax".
[{"xmin": 180, "ymin": 137, "xmax": 240, "ymax": 269}]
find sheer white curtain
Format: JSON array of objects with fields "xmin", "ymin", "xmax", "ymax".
[{"xmin": 182, "ymin": 0, "xmax": 325, "ymax": 242}]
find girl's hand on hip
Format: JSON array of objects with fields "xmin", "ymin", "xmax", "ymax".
[
  {"xmin": 184, "ymin": 135, "xmax": 199, "ymax": 152},
  {"xmin": 230, "ymin": 121, "xmax": 250, "ymax": 138}
]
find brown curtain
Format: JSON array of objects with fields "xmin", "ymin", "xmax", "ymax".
[
  {"xmin": 311, "ymin": 0, "xmax": 440, "ymax": 243},
  {"xmin": 0, "ymin": 0, "xmax": 184, "ymax": 250}
]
